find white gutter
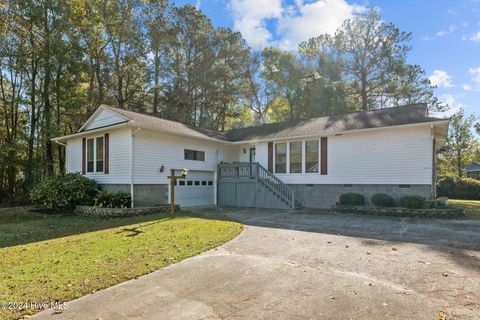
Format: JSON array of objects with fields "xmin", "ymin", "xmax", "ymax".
[
  {"xmin": 52, "ymin": 140, "xmax": 67, "ymax": 147},
  {"xmin": 53, "ymin": 115, "xmax": 449, "ymax": 147},
  {"xmin": 228, "ymin": 120, "xmax": 451, "ymax": 145},
  {"xmin": 130, "ymin": 127, "xmax": 142, "ymax": 207},
  {"xmin": 52, "ymin": 122, "xmax": 130, "ymax": 142}
]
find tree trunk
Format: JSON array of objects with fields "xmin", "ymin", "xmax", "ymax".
[
  {"xmin": 360, "ymin": 74, "xmax": 368, "ymax": 111},
  {"xmin": 457, "ymin": 149, "xmax": 463, "ymax": 178},
  {"xmin": 25, "ymin": 50, "xmax": 38, "ymax": 191},
  {"xmin": 56, "ymin": 67, "xmax": 65, "ymax": 174},
  {"xmin": 94, "ymin": 55, "xmax": 104, "ymax": 106},
  {"xmin": 153, "ymin": 50, "xmax": 160, "ymax": 116},
  {"xmin": 43, "ymin": 7, "xmax": 54, "ymax": 177}
]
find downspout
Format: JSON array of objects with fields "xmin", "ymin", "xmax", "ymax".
[
  {"xmin": 52, "ymin": 139, "xmax": 67, "ymax": 173},
  {"xmin": 130, "ymin": 127, "xmax": 141, "ymax": 207},
  {"xmin": 431, "ymin": 124, "xmax": 437, "ymax": 199}
]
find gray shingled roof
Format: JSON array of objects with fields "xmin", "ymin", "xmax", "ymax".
[
  {"xmin": 105, "ymin": 106, "xmax": 228, "ymax": 141},
  {"xmin": 224, "ymin": 104, "xmax": 444, "ymax": 142},
  {"xmin": 106, "ymin": 103, "xmax": 447, "ymax": 143}
]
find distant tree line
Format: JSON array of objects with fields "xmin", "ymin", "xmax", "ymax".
[{"xmin": 0, "ymin": 1, "xmax": 445, "ymax": 201}]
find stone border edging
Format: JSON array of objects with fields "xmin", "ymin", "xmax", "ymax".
[
  {"xmin": 74, "ymin": 205, "xmax": 180, "ymax": 218},
  {"xmin": 332, "ymin": 205, "xmax": 465, "ymax": 219}
]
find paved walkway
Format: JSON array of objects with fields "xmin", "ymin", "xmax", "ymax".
[{"xmin": 33, "ymin": 209, "xmax": 480, "ymax": 320}]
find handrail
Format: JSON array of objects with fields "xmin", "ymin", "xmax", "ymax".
[{"xmin": 218, "ymin": 162, "xmax": 296, "ymax": 208}]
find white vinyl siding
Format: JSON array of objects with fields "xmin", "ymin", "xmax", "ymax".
[
  {"xmin": 66, "ymin": 127, "xmax": 131, "ymax": 184},
  {"xmin": 256, "ymin": 125, "xmax": 433, "ymax": 185},
  {"xmin": 84, "ymin": 108, "xmax": 127, "ymax": 130},
  {"xmin": 132, "ymin": 130, "xmax": 236, "ymax": 184}
]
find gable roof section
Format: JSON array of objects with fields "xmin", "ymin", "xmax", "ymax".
[
  {"xmin": 78, "ymin": 106, "xmax": 130, "ymax": 132},
  {"xmin": 103, "ymin": 106, "xmax": 228, "ymax": 142},
  {"xmin": 56, "ymin": 103, "xmax": 449, "ymax": 144},
  {"xmin": 225, "ymin": 104, "xmax": 443, "ymax": 142}
]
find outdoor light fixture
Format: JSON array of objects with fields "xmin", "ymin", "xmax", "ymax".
[
  {"xmin": 160, "ymin": 165, "xmax": 165, "ymax": 173},
  {"xmin": 243, "ymin": 148, "xmax": 246, "ymax": 153},
  {"xmin": 168, "ymin": 169, "xmax": 189, "ymax": 214}
]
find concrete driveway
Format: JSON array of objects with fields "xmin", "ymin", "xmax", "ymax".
[{"xmin": 33, "ymin": 209, "xmax": 480, "ymax": 320}]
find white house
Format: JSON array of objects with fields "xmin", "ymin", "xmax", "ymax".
[{"xmin": 53, "ymin": 103, "xmax": 449, "ymax": 209}]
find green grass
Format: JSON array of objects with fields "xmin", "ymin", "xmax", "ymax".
[
  {"xmin": 449, "ymin": 199, "xmax": 480, "ymax": 220},
  {"xmin": 0, "ymin": 209, "xmax": 242, "ymax": 320}
]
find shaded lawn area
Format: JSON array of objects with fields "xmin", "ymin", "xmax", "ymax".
[
  {"xmin": 0, "ymin": 209, "xmax": 242, "ymax": 320},
  {"xmin": 449, "ymin": 199, "xmax": 480, "ymax": 220}
]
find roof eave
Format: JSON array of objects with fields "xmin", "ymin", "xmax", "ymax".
[
  {"xmin": 52, "ymin": 122, "xmax": 131, "ymax": 142},
  {"xmin": 228, "ymin": 120, "xmax": 451, "ymax": 144}
]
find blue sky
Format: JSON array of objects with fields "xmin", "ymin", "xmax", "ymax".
[{"xmin": 172, "ymin": 0, "xmax": 480, "ymax": 118}]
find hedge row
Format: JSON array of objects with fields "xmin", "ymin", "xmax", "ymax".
[
  {"xmin": 437, "ymin": 177, "xmax": 480, "ymax": 200},
  {"xmin": 339, "ymin": 192, "xmax": 428, "ymax": 209}
]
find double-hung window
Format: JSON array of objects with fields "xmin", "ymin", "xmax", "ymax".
[
  {"xmin": 289, "ymin": 142, "xmax": 302, "ymax": 173},
  {"xmin": 305, "ymin": 140, "xmax": 319, "ymax": 173},
  {"xmin": 275, "ymin": 143, "xmax": 287, "ymax": 173},
  {"xmin": 86, "ymin": 137, "xmax": 104, "ymax": 173}
]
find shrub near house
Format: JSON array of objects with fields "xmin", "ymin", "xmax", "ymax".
[
  {"xmin": 371, "ymin": 193, "xmax": 396, "ymax": 207},
  {"xmin": 30, "ymin": 173, "xmax": 98, "ymax": 210}
]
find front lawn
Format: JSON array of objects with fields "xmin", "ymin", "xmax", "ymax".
[
  {"xmin": 448, "ymin": 199, "xmax": 480, "ymax": 220},
  {"xmin": 0, "ymin": 209, "xmax": 242, "ymax": 320}
]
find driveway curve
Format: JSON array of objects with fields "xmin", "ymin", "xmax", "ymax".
[{"xmin": 33, "ymin": 209, "xmax": 480, "ymax": 320}]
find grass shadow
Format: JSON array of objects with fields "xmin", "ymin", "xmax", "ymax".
[{"xmin": 0, "ymin": 208, "xmax": 183, "ymax": 248}]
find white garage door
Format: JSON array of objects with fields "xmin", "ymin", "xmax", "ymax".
[{"xmin": 175, "ymin": 171, "xmax": 215, "ymax": 207}]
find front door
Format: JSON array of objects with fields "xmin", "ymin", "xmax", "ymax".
[{"xmin": 249, "ymin": 148, "xmax": 256, "ymax": 163}]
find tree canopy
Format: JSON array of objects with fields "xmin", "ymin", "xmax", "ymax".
[{"xmin": 0, "ymin": 2, "xmax": 454, "ymax": 201}]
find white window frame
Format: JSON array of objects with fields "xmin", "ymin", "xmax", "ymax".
[
  {"xmin": 273, "ymin": 139, "xmax": 321, "ymax": 175},
  {"xmin": 183, "ymin": 148, "xmax": 206, "ymax": 162},
  {"xmin": 86, "ymin": 136, "xmax": 105, "ymax": 173},
  {"xmin": 273, "ymin": 142, "xmax": 287, "ymax": 174},
  {"xmin": 289, "ymin": 141, "xmax": 303, "ymax": 174},
  {"xmin": 304, "ymin": 139, "xmax": 320, "ymax": 174}
]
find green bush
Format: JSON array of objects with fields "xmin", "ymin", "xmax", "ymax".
[
  {"xmin": 371, "ymin": 193, "xmax": 395, "ymax": 207},
  {"xmin": 95, "ymin": 191, "xmax": 131, "ymax": 208},
  {"xmin": 339, "ymin": 193, "xmax": 365, "ymax": 206},
  {"xmin": 30, "ymin": 173, "xmax": 98, "ymax": 210},
  {"xmin": 437, "ymin": 177, "xmax": 480, "ymax": 200},
  {"xmin": 399, "ymin": 196, "xmax": 426, "ymax": 209},
  {"xmin": 428, "ymin": 198, "xmax": 449, "ymax": 209}
]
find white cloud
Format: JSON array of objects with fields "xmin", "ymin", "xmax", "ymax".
[
  {"xmin": 276, "ymin": 0, "xmax": 365, "ymax": 50},
  {"xmin": 436, "ymin": 94, "xmax": 464, "ymax": 117},
  {"xmin": 423, "ymin": 25, "xmax": 458, "ymax": 40},
  {"xmin": 428, "ymin": 70, "xmax": 454, "ymax": 88},
  {"xmin": 435, "ymin": 24, "xmax": 457, "ymax": 37},
  {"xmin": 469, "ymin": 31, "xmax": 480, "ymax": 41},
  {"xmin": 463, "ymin": 84, "xmax": 472, "ymax": 91},
  {"xmin": 469, "ymin": 67, "xmax": 480, "ymax": 84},
  {"xmin": 229, "ymin": 0, "xmax": 365, "ymax": 50},
  {"xmin": 230, "ymin": 0, "xmax": 282, "ymax": 48}
]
